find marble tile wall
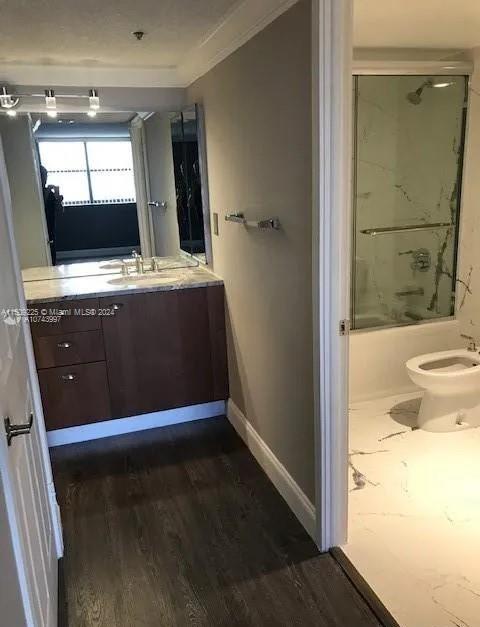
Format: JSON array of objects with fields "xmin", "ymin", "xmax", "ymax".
[
  {"xmin": 456, "ymin": 48, "xmax": 480, "ymax": 338},
  {"xmin": 354, "ymin": 75, "xmax": 466, "ymax": 329}
]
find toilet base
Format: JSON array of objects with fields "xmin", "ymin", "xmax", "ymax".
[{"xmin": 418, "ymin": 390, "xmax": 480, "ymax": 432}]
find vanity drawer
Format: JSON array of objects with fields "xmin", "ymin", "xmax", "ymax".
[
  {"xmin": 30, "ymin": 298, "xmax": 101, "ymax": 338},
  {"xmin": 38, "ymin": 362, "xmax": 111, "ymax": 430},
  {"xmin": 34, "ymin": 330, "xmax": 105, "ymax": 369}
]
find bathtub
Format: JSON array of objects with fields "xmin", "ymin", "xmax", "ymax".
[{"xmin": 349, "ymin": 319, "xmax": 463, "ymax": 402}]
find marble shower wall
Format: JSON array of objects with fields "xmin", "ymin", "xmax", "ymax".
[
  {"xmin": 457, "ymin": 48, "xmax": 480, "ymax": 336},
  {"xmin": 353, "ymin": 75, "xmax": 467, "ymax": 329}
]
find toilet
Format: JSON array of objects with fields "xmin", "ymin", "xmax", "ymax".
[{"xmin": 406, "ymin": 349, "xmax": 480, "ymax": 432}]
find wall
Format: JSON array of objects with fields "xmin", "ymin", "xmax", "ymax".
[
  {"xmin": 456, "ymin": 48, "xmax": 480, "ymax": 336},
  {"xmin": 187, "ymin": 0, "xmax": 314, "ymax": 500},
  {"xmin": 144, "ymin": 114, "xmax": 180, "ymax": 257},
  {"xmin": 0, "ymin": 115, "xmax": 49, "ymax": 269}
]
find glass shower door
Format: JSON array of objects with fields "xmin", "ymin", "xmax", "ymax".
[{"xmin": 351, "ymin": 75, "xmax": 467, "ymax": 330}]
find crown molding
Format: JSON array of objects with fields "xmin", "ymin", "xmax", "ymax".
[
  {"xmin": 177, "ymin": 0, "xmax": 299, "ymax": 85},
  {"xmin": 352, "ymin": 59, "xmax": 473, "ymax": 75},
  {"xmin": 0, "ymin": 0, "xmax": 299, "ymax": 89}
]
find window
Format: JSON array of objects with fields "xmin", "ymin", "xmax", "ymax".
[{"xmin": 38, "ymin": 140, "xmax": 136, "ymax": 206}]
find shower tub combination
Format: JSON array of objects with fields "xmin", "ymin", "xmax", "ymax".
[{"xmin": 350, "ymin": 73, "xmax": 470, "ymax": 420}]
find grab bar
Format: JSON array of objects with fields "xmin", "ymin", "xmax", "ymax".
[
  {"xmin": 225, "ymin": 212, "xmax": 281, "ymax": 230},
  {"xmin": 360, "ymin": 222, "xmax": 452, "ymax": 236},
  {"xmin": 395, "ymin": 288, "xmax": 424, "ymax": 297}
]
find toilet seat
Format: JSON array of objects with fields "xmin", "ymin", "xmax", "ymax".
[
  {"xmin": 406, "ymin": 348, "xmax": 480, "ymax": 432},
  {"xmin": 407, "ymin": 349, "xmax": 480, "ymax": 380}
]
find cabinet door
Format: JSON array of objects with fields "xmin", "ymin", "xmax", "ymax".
[
  {"xmin": 100, "ymin": 286, "xmax": 227, "ymax": 419},
  {"xmin": 38, "ymin": 361, "xmax": 111, "ymax": 430}
]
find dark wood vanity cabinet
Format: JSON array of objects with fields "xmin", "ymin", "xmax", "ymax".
[
  {"xmin": 100, "ymin": 286, "xmax": 228, "ymax": 418},
  {"xmin": 30, "ymin": 286, "xmax": 228, "ymax": 430}
]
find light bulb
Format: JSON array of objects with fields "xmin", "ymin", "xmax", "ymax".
[
  {"xmin": 87, "ymin": 110, "xmax": 97, "ymax": 118},
  {"xmin": 6, "ymin": 109, "xmax": 17, "ymax": 117},
  {"xmin": 45, "ymin": 89, "xmax": 57, "ymax": 115},
  {"xmin": 89, "ymin": 89, "xmax": 100, "ymax": 110},
  {"xmin": 0, "ymin": 87, "xmax": 19, "ymax": 109}
]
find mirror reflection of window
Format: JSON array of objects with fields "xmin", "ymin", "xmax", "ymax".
[
  {"xmin": 38, "ymin": 141, "xmax": 90, "ymax": 205},
  {"xmin": 38, "ymin": 140, "xmax": 136, "ymax": 206}
]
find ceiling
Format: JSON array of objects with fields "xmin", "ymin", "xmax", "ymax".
[
  {"xmin": 0, "ymin": 0, "xmax": 297, "ymax": 87},
  {"xmin": 0, "ymin": 0, "xmax": 237, "ymax": 68},
  {"xmin": 354, "ymin": 0, "xmax": 480, "ymax": 49}
]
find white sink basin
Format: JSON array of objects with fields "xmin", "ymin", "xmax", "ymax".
[{"xmin": 108, "ymin": 273, "xmax": 181, "ymax": 287}]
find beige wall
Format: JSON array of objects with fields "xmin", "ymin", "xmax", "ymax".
[
  {"xmin": 187, "ymin": 0, "xmax": 314, "ymax": 500},
  {"xmin": 0, "ymin": 115, "xmax": 49, "ymax": 269}
]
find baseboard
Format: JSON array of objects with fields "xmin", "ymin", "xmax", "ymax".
[
  {"xmin": 47, "ymin": 400, "xmax": 226, "ymax": 447},
  {"xmin": 226, "ymin": 398, "xmax": 316, "ymax": 539}
]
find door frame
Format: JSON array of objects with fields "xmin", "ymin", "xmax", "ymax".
[
  {"xmin": 312, "ymin": 0, "xmax": 353, "ymax": 550},
  {"xmin": 313, "ymin": 24, "xmax": 477, "ymax": 550}
]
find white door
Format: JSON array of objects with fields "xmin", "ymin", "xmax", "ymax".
[{"xmin": 0, "ymin": 140, "xmax": 59, "ymax": 626}]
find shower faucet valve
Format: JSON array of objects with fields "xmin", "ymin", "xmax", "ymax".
[{"xmin": 461, "ymin": 334, "xmax": 477, "ymax": 352}]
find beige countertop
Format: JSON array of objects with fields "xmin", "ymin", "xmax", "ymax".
[{"xmin": 24, "ymin": 266, "xmax": 223, "ymax": 304}]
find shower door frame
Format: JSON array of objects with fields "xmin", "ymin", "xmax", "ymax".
[
  {"xmin": 314, "ymin": 42, "xmax": 473, "ymax": 551},
  {"xmin": 350, "ymin": 62, "xmax": 472, "ymax": 334}
]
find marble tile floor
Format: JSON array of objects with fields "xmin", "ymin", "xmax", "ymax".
[{"xmin": 344, "ymin": 391, "xmax": 480, "ymax": 627}]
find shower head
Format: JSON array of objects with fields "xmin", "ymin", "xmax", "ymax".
[{"xmin": 406, "ymin": 80, "xmax": 433, "ymax": 105}]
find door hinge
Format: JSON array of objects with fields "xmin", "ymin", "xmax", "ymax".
[{"xmin": 339, "ymin": 319, "xmax": 350, "ymax": 336}]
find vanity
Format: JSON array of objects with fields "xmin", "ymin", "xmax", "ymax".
[{"xmin": 24, "ymin": 264, "xmax": 228, "ymax": 432}]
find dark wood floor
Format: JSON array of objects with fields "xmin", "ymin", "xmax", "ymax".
[{"xmin": 51, "ymin": 417, "xmax": 382, "ymax": 627}]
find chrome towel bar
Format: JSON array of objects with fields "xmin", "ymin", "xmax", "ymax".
[
  {"xmin": 225, "ymin": 212, "xmax": 281, "ymax": 230},
  {"xmin": 360, "ymin": 222, "xmax": 452, "ymax": 236}
]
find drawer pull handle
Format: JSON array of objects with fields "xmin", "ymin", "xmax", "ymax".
[
  {"xmin": 61, "ymin": 374, "xmax": 76, "ymax": 382},
  {"xmin": 57, "ymin": 341, "xmax": 72, "ymax": 349},
  {"xmin": 109, "ymin": 303, "xmax": 123, "ymax": 311}
]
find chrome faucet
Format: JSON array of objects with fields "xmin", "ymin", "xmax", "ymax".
[
  {"xmin": 132, "ymin": 250, "xmax": 144, "ymax": 274},
  {"xmin": 461, "ymin": 333, "xmax": 477, "ymax": 352}
]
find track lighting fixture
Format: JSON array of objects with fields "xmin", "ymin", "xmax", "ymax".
[{"xmin": 0, "ymin": 86, "xmax": 101, "ymax": 118}]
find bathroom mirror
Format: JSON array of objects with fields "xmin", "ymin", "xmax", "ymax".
[
  {"xmin": 0, "ymin": 104, "xmax": 212, "ymax": 278},
  {"xmin": 169, "ymin": 105, "xmax": 210, "ymax": 264}
]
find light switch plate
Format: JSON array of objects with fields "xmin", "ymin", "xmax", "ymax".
[{"xmin": 213, "ymin": 212, "xmax": 219, "ymax": 236}]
